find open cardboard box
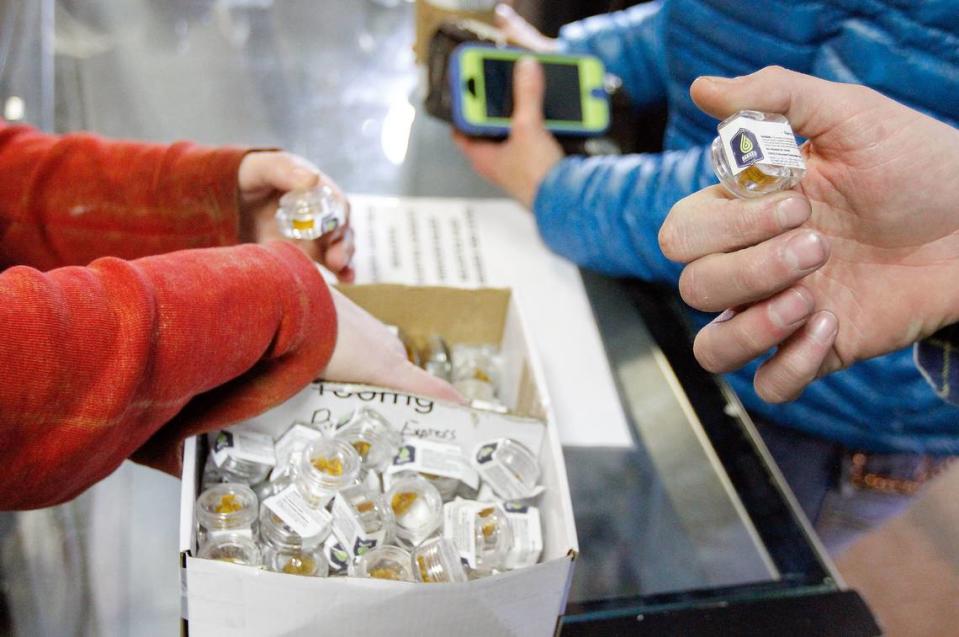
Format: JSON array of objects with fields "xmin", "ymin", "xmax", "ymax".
[{"xmin": 179, "ymin": 285, "xmax": 578, "ymax": 636}]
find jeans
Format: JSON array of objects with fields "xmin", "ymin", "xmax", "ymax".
[{"xmin": 755, "ymin": 420, "xmax": 951, "ymax": 556}]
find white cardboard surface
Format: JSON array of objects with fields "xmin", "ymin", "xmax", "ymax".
[{"xmin": 347, "ymin": 195, "xmax": 632, "ymax": 448}]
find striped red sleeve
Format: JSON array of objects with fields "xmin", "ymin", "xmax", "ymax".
[
  {"xmin": 0, "ymin": 122, "xmax": 248, "ymax": 270},
  {"xmin": 0, "ymin": 241, "xmax": 337, "ymax": 509}
]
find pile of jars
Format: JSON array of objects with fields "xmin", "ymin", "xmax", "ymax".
[
  {"xmin": 196, "ymin": 406, "xmax": 544, "ymax": 584},
  {"xmin": 400, "ymin": 338, "xmax": 507, "ymax": 412}
]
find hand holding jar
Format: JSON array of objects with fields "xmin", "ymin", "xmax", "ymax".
[
  {"xmin": 237, "ymin": 151, "xmax": 355, "ymax": 282},
  {"xmin": 659, "ymin": 67, "xmax": 959, "ymax": 402}
]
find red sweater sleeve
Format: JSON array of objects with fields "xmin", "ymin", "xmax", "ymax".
[
  {"xmin": 0, "ymin": 241, "xmax": 336, "ymax": 510},
  {"xmin": 0, "ymin": 123, "xmax": 247, "ymax": 270}
]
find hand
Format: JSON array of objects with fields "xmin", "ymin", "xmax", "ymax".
[
  {"xmin": 493, "ymin": 4, "xmax": 559, "ymax": 53},
  {"xmin": 322, "ymin": 288, "xmax": 464, "ymax": 403},
  {"xmin": 453, "ymin": 58, "xmax": 564, "ymax": 209},
  {"xmin": 658, "ymin": 66, "xmax": 959, "ymax": 402},
  {"xmin": 238, "ymin": 151, "xmax": 355, "ymax": 282}
]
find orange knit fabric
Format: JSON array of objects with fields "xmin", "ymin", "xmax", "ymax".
[{"xmin": 0, "ymin": 124, "xmax": 337, "ymax": 509}]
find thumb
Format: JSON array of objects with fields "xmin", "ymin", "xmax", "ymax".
[
  {"xmin": 239, "ymin": 151, "xmax": 320, "ymax": 194},
  {"xmin": 511, "ymin": 57, "xmax": 546, "ymax": 131},
  {"xmin": 690, "ymin": 66, "xmax": 853, "ymax": 140}
]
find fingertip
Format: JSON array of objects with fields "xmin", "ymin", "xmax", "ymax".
[
  {"xmin": 290, "ymin": 166, "xmax": 320, "ymax": 190},
  {"xmin": 808, "ymin": 310, "xmax": 839, "ymax": 345},
  {"xmin": 336, "ymin": 266, "xmax": 355, "ymax": 284}
]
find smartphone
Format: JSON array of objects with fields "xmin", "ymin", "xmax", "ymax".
[{"xmin": 449, "ymin": 44, "xmax": 610, "ymax": 137}]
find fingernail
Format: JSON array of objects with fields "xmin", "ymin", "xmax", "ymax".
[
  {"xmin": 783, "ymin": 231, "xmax": 827, "ymax": 271},
  {"xmin": 495, "ymin": 4, "xmax": 513, "ymax": 17},
  {"xmin": 517, "ymin": 57, "xmax": 536, "ymax": 75},
  {"xmin": 775, "ymin": 198, "xmax": 810, "ymax": 230},
  {"xmin": 292, "ymin": 167, "xmax": 319, "ymax": 187},
  {"xmin": 713, "ymin": 308, "xmax": 737, "ymax": 324},
  {"xmin": 768, "ymin": 287, "xmax": 814, "ymax": 329},
  {"xmin": 809, "ymin": 311, "xmax": 838, "ymax": 344}
]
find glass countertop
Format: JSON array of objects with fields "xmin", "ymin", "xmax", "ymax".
[{"xmin": 0, "ymin": 1, "xmax": 847, "ymax": 634}]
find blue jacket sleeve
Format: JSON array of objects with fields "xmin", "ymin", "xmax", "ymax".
[
  {"xmin": 558, "ymin": 1, "xmax": 669, "ymax": 110},
  {"xmin": 532, "ymin": 145, "xmax": 717, "ymax": 284}
]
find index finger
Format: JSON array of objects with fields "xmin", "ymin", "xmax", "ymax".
[{"xmin": 659, "ymin": 185, "xmax": 812, "ymax": 263}]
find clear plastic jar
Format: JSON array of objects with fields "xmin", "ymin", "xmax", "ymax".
[
  {"xmin": 331, "ymin": 484, "xmax": 394, "ymax": 556},
  {"xmin": 335, "ymin": 408, "xmax": 402, "ymax": 473},
  {"xmin": 209, "ymin": 430, "xmax": 275, "ymax": 485},
  {"xmin": 296, "ymin": 438, "xmax": 362, "ymax": 507},
  {"xmin": 259, "ymin": 507, "xmax": 330, "ymax": 577},
  {"xmin": 195, "ymin": 483, "xmax": 258, "ymax": 546},
  {"xmin": 387, "ymin": 475, "xmax": 443, "ymax": 547},
  {"xmin": 351, "ymin": 545, "xmax": 414, "ymax": 582},
  {"xmin": 472, "ymin": 504, "xmax": 513, "ymax": 572},
  {"xmin": 390, "ymin": 470, "xmax": 460, "ymax": 502},
  {"xmin": 451, "ymin": 344, "xmax": 500, "ymax": 403},
  {"xmin": 710, "ymin": 110, "xmax": 806, "ymax": 199},
  {"xmin": 421, "ymin": 334, "xmax": 452, "ymax": 381},
  {"xmin": 275, "ymin": 185, "xmax": 346, "ymax": 241},
  {"xmin": 413, "ymin": 537, "xmax": 467, "ymax": 583},
  {"xmin": 198, "ymin": 533, "xmax": 261, "ymax": 567},
  {"xmin": 473, "ymin": 438, "xmax": 540, "ymax": 500},
  {"xmin": 451, "ymin": 344, "xmax": 499, "ymax": 385},
  {"xmin": 200, "ymin": 455, "xmax": 228, "ymax": 491}
]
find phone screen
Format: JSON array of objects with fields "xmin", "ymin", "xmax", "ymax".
[{"xmin": 482, "ymin": 58, "xmax": 583, "ymax": 122}]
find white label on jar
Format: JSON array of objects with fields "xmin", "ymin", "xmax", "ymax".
[
  {"xmin": 718, "ymin": 116, "xmax": 805, "ymax": 176},
  {"xmin": 443, "ymin": 500, "xmax": 480, "ymax": 569},
  {"xmin": 211, "ymin": 430, "xmax": 276, "ymax": 468},
  {"xmin": 473, "ymin": 441, "xmax": 544, "ymax": 500},
  {"xmin": 502, "ymin": 503, "xmax": 542, "ymax": 569},
  {"xmin": 273, "ymin": 424, "xmax": 323, "ymax": 471},
  {"xmin": 264, "ymin": 486, "xmax": 332, "ymax": 539},
  {"xmin": 331, "ymin": 494, "xmax": 388, "ymax": 557},
  {"xmin": 385, "ymin": 439, "xmax": 480, "ymax": 490}
]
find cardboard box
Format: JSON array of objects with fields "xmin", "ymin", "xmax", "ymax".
[{"xmin": 179, "ymin": 285, "xmax": 578, "ymax": 636}]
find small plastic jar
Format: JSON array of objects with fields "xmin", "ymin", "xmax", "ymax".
[
  {"xmin": 210, "ymin": 430, "xmax": 275, "ymax": 485},
  {"xmin": 275, "ymin": 185, "xmax": 346, "ymax": 241},
  {"xmin": 474, "ymin": 438, "xmax": 540, "ymax": 500},
  {"xmin": 390, "ymin": 470, "xmax": 460, "ymax": 502},
  {"xmin": 335, "ymin": 408, "xmax": 402, "ymax": 473},
  {"xmin": 259, "ymin": 507, "xmax": 330, "ymax": 577},
  {"xmin": 215, "ymin": 452, "xmax": 273, "ymax": 485},
  {"xmin": 331, "ymin": 484, "xmax": 394, "ymax": 556},
  {"xmin": 421, "ymin": 334, "xmax": 452, "ymax": 381},
  {"xmin": 195, "ymin": 483, "xmax": 258, "ymax": 546},
  {"xmin": 200, "ymin": 455, "xmax": 228, "ymax": 491},
  {"xmin": 472, "ymin": 503, "xmax": 513, "ymax": 572},
  {"xmin": 710, "ymin": 110, "xmax": 806, "ymax": 198},
  {"xmin": 198, "ymin": 533, "xmax": 261, "ymax": 567},
  {"xmin": 296, "ymin": 438, "xmax": 362, "ymax": 507},
  {"xmin": 413, "ymin": 537, "xmax": 467, "ymax": 583},
  {"xmin": 451, "ymin": 344, "xmax": 500, "ymax": 386},
  {"xmin": 352, "ymin": 545, "xmax": 414, "ymax": 582},
  {"xmin": 387, "ymin": 475, "xmax": 443, "ymax": 547}
]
